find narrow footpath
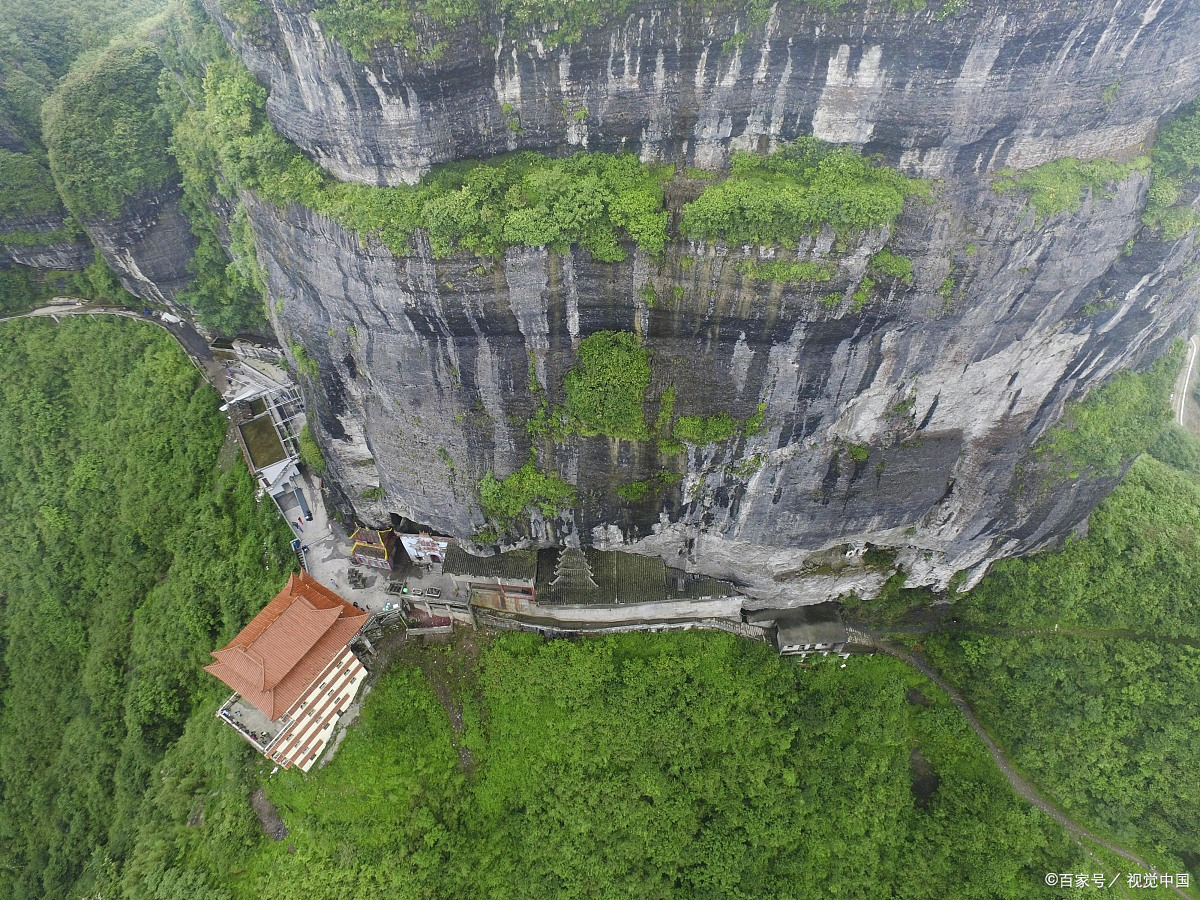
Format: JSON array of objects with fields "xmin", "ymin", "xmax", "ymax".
[{"xmin": 869, "ymin": 635, "xmax": 1191, "ymax": 900}]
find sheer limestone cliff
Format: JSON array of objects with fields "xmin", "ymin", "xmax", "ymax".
[
  {"xmin": 207, "ymin": 0, "xmax": 1200, "ymax": 184},
  {"xmin": 84, "ymin": 185, "xmax": 199, "ymax": 306},
  {"xmin": 198, "ymin": 0, "xmax": 1200, "ymax": 606}
]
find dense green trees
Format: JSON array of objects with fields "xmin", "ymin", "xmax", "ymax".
[
  {"xmin": 0, "ymin": 318, "xmax": 293, "ymax": 899},
  {"xmin": 681, "ymin": 138, "xmax": 923, "ymax": 244},
  {"xmin": 43, "ymin": 43, "xmax": 176, "ymax": 220},
  {"xmin": 1, "ymin": 315, "xmax": 1193, "ymax": 900},
  {"xmin": 230, "ymin": 633, "xmax": 1088, "ymax": 899},
  {"xmin": 0, "ymin": 0, "xmax": 167, "ymax": 146}
]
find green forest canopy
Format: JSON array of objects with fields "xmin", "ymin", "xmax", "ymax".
[
  {"xmin": 924, "ymin": 455, "xmax": 1200, "ymax": 874},
  {"xmin": 0, "ymin": 317, "xmax": 294, "ymax": 900},
  {"xmin": 165, "ymin": 633, "xmax": 1092, "ymax": 898},
  {"xmin": 1, "ymin": 315, "xmax": 1198, "ymax": 898}
]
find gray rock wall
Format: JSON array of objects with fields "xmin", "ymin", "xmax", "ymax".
[
  {"xmin": 0, "ymin": 211, "xmax": 94, "ymax": 270},
  {"xmin": 208, "ymin": 0, "xmax": 1200, "ymax": 185},
  {"xmin": 84, "ymin": 184, "xmax": 198, "ymax": 307},
  {"xmin": 190, "ymin": 0, "xmax": 1200, "ymax": 605},
  {"xmin": 245, "ymin": 166, "xmax": 1200, "ymax": 605}
]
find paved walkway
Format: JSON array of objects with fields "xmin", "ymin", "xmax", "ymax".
[
  {"xmin": 0, "ymin": 300, "xmax": 229, "ymax": 394},
  {"xmin": 1172, "ymin": 335, "xmax": 1200, "ymax": 434},
  {"xmin": 869, "ymin": 636, "xmax": 1191, "ymax": 899}
]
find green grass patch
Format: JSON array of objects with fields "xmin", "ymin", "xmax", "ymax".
[
  {"xmin": 742, "ymin": 401, "xmax": 767, "ymax": 436},
  {"xmin": 737, "ymin": 258, "xmax": 835, "ymax": 284},
  {"xmin": 846, "ymin": 442, "xmax": 870, "ymax": 462},
  {"xmin": 615, "ymin": 479, "xmax": 651, "ymax": 501},
  {"xmin": 851, "ymin": 277, "xmax": 874, "ymax": 311},
  {"xmin": 290, "ymin": 341, "xmax": 319, "ymax": 378},
  {"xmin": 869, "ymin": 249, "xmax": 913, "ymax": 283},
  {"xmin": 674, "ymin": 412, "xmax": 739, "ymax": 445}
]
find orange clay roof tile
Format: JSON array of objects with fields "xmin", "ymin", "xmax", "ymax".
[{"xmin": 204, "ymin": 572, "xmax": 367, "ymax": 719}]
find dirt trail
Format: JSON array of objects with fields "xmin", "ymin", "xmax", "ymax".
[{"xmin": 872, "ymin": 637, "xmax": 1190, "ymax": 900}]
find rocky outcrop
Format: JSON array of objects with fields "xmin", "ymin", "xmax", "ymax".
[
  {"xmin": 84, "ymin": 183, "xmax": 198, "ymax": 307},
  {"xmin": 245, "ymin": 164, "xmax": 1200, "ymax": 605},
  {"xmin": 0, "ymin": 211, "xmax": 94, "ymax": 270},
  {"xmin": 160, "ymin": 0, "xmax": 1200, "ymax": 606},
  {"xmin": 208, "ymin": 0, "xmax": 1200, "ymax": 185}
]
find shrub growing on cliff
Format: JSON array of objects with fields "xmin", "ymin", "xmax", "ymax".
[
  {"xmin": 564, "ymin": 330, "xmax": 652, "ymax": 440},
  {"xmin": 1143, "ymin": 101, "xmax": 1200, "ymax": 240},
  {"xmin": 298, "ymin": 424, "xmax": 327, "ymax": 473},
  {"xmin": 673, "ymin": 412, "xmax": 738, "ymax": 445},
  {"xmin": 869, "ymin": 249, "xmax": 913, "ymax": 283},
  {"xmin": 737, "ymin": 258, "xmax": 834, "ymax": 283},
  {"xmin": 43, "ymin": 43, "xmax": 176, "ymax": 219},
  {"xmin": 479, "ymin": 460, "xmax": 576, "ymax": 520},
  {"xmin": 160, "ymin": 55, "xmax": 269, "ymax": 335},
  {"xmin": 993, "ymin": 155, "xmax": 1149, "ymax": 220},
  {"xmin": 681, "ymin": 138, "xmax": 922, "ymax": 245}
]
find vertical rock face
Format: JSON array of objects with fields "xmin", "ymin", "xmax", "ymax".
[
  {"xmin": 84, "ymin": 184, "xmax": 198, "ymax": 307},
  {"xmin": 0, "ymin": 212, "xmax": 94, "ymax": 271},
  {"xmin": 209, "ymin": 0, "xmax": 1200, "ymax": 184},
  {"xmin": 245, "ymin": 166, "xmax": 1199, "ymax": 605},
  {"xmin": 197, "ymin": 0, "xmax": 1200, "ymax": 605}
]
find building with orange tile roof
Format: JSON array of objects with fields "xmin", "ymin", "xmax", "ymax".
[{"xmin": 205, "ymin": 571, "xmax": 370, "ymax": 771}]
